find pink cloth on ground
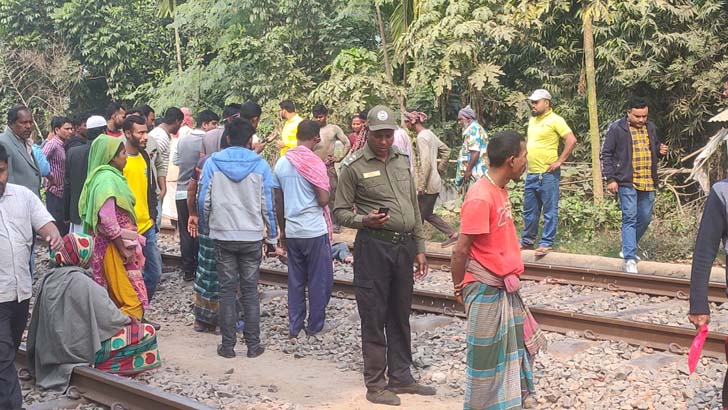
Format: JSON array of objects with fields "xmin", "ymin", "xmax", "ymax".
[{"xmin": 285, "ymin": 145, "xmax": 333, "ymax": 241}]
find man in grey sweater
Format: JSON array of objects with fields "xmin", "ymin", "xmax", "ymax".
[{"xmin": 174, "ymin": 109, "xmax": 219, "ymax": 281}]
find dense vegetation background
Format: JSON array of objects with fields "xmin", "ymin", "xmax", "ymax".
[{"xmin": 1, "ymin": 0, "xmax": 727, "ymax": 260}]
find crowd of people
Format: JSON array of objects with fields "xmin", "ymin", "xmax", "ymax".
[{"xmin": 1, "ymin": 76, "xmax": 719, "ymax": 410}]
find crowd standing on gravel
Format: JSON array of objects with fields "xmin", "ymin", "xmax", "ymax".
[{"xmin": 0, "ymin": 76, "xmax": 727, "ymax": 410}]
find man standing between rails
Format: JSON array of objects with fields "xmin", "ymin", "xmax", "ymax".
[
  {"xmin": 312, "ymin": 104, "xmax": 351, "ymax": 233},
  {"xmin": 404, "ymin": 110, "xmax": 458, "ymax": 248},
  {"xmin": 520, "ymin": 89, "xmax": 577, "ymax": 256},
  {"xmin": 335, "ymin": 105, "xmax": 435, "ymax": 406},
  {"xmin": 273, "ymin": 119, "xmax": 335, "ymax": 338},
  {"xmin": 601, "ymin": 97, "xmax": 668, "ymax": 273},
  {"xmin": 0, "ymin": 143, "xmax": 62, "ymax": 410},
  {"xmin": 277, "ymin": 100, "xmax": 303, "ymax": 156},
  {"xmin": 451, "ymin": 131, "xmax": 546, "ymax": 410}
]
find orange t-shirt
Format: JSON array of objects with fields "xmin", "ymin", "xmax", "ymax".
[{"xmin": 460, "ymin": 178, "xmax": 524, "ymax": 285}]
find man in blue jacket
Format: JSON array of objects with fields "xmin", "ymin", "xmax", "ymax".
[
  {"xmin": 200, "ymin": 117, "xmax": 280, "ymax": 359},
  {"xmin": 601, "ymin": 97, "xmax": 667, "ymax": 273}
]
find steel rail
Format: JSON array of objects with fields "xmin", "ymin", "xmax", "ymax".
[{"xmin": 16, "ymin": 347, "xmax": 213, "ymax": 410}]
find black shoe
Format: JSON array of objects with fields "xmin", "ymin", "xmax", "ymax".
[
  {"xmin": 247, "ymin": 345, "xmax": 265, "ymax": 358},
  {"xmin": 142, "ymin": 318, "xmax": 162, "ymax": 331},
  {"xmin": 365, "ymin": 389, "xmax": 400, "ymax": 406},
  {"xmin": 217, "ymin": 344, "xmax": 236, "ymax": 358},
  {"xmin": 183, "ymin": 271, "xmax": 195, "ymax": 282},
  {"xmin": 388, "ymin": 382, "xmax": 437, "ymax": 396}
]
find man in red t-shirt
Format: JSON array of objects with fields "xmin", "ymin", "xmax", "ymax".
[{"xmin": 451, "ymin": 131, "xmax": 545, "ymax": 409}]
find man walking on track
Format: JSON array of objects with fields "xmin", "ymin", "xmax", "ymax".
[
  {"xmin": 335, "ymin": 105, "xmax": 435, "ymax": 406},
  {"xmin": 451, "ymin": 131, "xmax": 546, "ymax": 410},
  {"xmin": 273, "ymin": 119, "xmax": 334, "ymax": 338},
  {"xmin": 520, "ymin": 89, "xmax": 577, "ymax": 256}
]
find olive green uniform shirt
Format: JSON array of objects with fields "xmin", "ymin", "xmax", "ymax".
[{"xmin": 334, "ymin": 143, "xmax": 426, "ymax": 253}]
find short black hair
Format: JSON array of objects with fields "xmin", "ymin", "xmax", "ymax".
[
  {"xmin": 226, "ymin": 118, "xmax": 255, "ymax": 147},
  {"xmin": 138, "ymin": 104, "xmax": 155, "ymax": 117},
  {"xmin": 487, "ymin": 130, "xmax": 524, "ymax": 167},
  {"xmin": 7, "ymin": 105, "xmax": 30, "ymax": 124},
  {"xmin": 240, "ymin": 102, "xmax": 262, "ymax": 120},
  {"xmin": 627, "ymin": 96, "xmax": 648, "ymax": 110},
  {"xmin": 0, "ymin": 143, "xmax": 7, "ymax": 164},
  {"xmin": 105, "ymin": 102, "xmax": 126, "ymax": 120},
  {"xmin": 163, "ymin": 107, "xmax": 184, "ymax": 124},
  {"xmin": 122, "ymin": 115, "xmax": 147, "ymax": 132},
  {"xmin": 279, "ymin": 100, "xmax": 296, "ymax": 113},
  {"xmin": 87, "ymin": 127, "xmax": 105, "ymax": 142},
  {"xmin": 72, "ymin": 112, "xmax": 91, "ymax": 127},
  {"xmin": 51, "ymin": 116, "xmax": 72, "ymax": 132},
  {"xmin": 196, "ymin": 110, "xmax": 220, "ymax": 128},
  {"xmin": 312, "ymin": 104, "xmax": 328, "ymax": 116},
  {"xmin": 126, "ymin": 109, "xmax": 143, "ymax": 117},
  {"xmin": 297, "ymin": 119, "xmax": 320, "ymax": 142},
  {"xmin": 222, "ymin": 103, "xmax": 242, "ymax": 123},
  {"xmin": 358, "ymin": 110, "xmax": 368, "ymax": 121}
]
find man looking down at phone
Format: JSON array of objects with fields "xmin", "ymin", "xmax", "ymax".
[
  {"xmin": 199, "ymin": 117, "xmax": 280, "ymax": 359},
  {"xmin": 334, "ymin": 105, "xmax": 433, "ymax": 406}
]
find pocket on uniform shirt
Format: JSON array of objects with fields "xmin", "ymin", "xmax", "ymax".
[{"xmin": 362, "ymin": 177, "xmax": 385, "ymax": 193}]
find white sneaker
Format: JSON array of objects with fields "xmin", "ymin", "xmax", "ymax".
[
  {"xmin": 619, "ymin": 251, "xmax": 641, "ymax": 262},
  {"xmin": 624, "ymin": 259, "xmax": 638, "ymax": 274}
]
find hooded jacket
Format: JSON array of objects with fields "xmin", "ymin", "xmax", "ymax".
[{"xmin": 200, "ymin": 146, "xmax": 278, "ymax": 243}]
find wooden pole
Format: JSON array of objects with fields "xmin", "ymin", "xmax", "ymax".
[{"xmin": 583, "ymin": 10, "xmax": 604, "ymax": 202}]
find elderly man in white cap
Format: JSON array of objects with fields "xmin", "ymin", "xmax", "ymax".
[
  {"xmin": 64, "ymin": 115, "xmax": 108, "ymax": 233},
  {"xmin": 520, "ymin": 89, "xmax": 577, "ymax": 256}
]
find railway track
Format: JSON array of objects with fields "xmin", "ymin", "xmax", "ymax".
[
  {"xmin": 161, "ymin": 252, "xmax": 728, "ymax": 358},
  {"xmin": 16, "ymin": 347, "xmax": 213, "ymax": 410}
]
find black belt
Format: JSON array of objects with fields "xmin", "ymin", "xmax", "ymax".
[{"xmin": 363, "ymin": 229, "xmax": 414, "ymax": 244}]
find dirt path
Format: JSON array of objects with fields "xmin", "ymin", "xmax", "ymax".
[{"xmin": 157, "ymin": 322, "xmax": 463, "ymax": 410}]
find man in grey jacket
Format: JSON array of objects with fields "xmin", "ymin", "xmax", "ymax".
[
  {"xmin": 199, "ymin": 117, "xmax": 280, "ymax": 359},
  {"xmin": 0, "ymin": 105, "xmax": 41, "ymax": 197}
]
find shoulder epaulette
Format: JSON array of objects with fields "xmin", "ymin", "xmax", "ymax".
[{"xmin": 342, "ymin": 151, "xmax": 363, "ymax": 167}]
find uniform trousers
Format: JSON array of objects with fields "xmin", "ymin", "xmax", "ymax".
[{"xmin": 353, "ymin": 229, "xmax": 416, "ymax": 392}]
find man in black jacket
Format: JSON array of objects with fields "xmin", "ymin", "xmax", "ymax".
[
  {"xmin": 64, "ymin": 115, "xmax": 107, "ymax": 233},
  {"xmin": 600, "ymin": 97, "xmax": 667, "ymax": 273}
]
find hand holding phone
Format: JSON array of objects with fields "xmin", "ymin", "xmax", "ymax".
[{"xmin": 378, "ymin": 207, "xmax": 390, "ymax": 216}]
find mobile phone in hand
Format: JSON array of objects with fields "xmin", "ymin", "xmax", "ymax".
[{"xmin": 378, "ymin": 207, "xmax": 390, "ymax": 216}]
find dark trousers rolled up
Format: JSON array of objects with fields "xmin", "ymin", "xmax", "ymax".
[
  {"xmin": 175, "ymin": 199, "xmax": 199, "ymax": 275},
  {"xmin": 286, "ymin": 234, "xmax": 333, "ymax": 336},
  {"xmin": 353, "ymin": 229, "xmax": 416, "ymax": 392},
  {"xmin": 417, "ymin": 193, "xmax": 455, "ymax": 237},
  {"xmin": 0, "ymin": 299, "xmax": 30, "ymax": 410}
]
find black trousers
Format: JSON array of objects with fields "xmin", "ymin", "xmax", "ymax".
[
  {"xmin": 0, "ymin": 299, "xmax": 30, "ymax": 410},
  {"xmin": 417, "ymin": 193, "xmax": 455, "ymax": 237},
  {"xmin": 353, "ymin": 230, "xmax": 416, "ymax": 391},
  {"xmin": 175, "ymin": 199, "xmax": 199, "ymax": 274}
]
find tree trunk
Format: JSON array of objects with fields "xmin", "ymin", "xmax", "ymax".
[
  {"xmin": 583, "ymin": 11, "xmax": 604, "ymax": 202},
  {"xmin": 374, "ymin": 3, "xmax": 406, "ymax": 125}
]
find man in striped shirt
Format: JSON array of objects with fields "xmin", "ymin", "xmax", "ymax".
[{"xmin": 42, "ymin": 116, "xmax": 73, "ymax": 235}]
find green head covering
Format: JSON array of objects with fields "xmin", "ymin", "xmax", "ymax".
[{"xmin": 78, "ymin": 135, "xmax": 137, "ymax": 233}]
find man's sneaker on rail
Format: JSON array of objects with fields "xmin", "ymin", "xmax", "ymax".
[
  {"xmin": 619, "ymin": 251, "xmax": 641, "ymax": 262},
  {"xmin": 388, "ymin": 382, "xmax": 437, "ymax": 396},
  {"xmin": 624, "ymin": 259, "xmax": 639, "ymax": 274},
  {"xmin": 365, "ymin": 389, "xmax": 401, "ymax": 406}
]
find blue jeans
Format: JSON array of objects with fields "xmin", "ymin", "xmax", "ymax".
[
  {"xmin": 142, "ymin": 227, "xmax": 162, "ymax": 301},
  {"xmin": 521, "ymin": 170, "xmax": 560, "ymax": 248},
  {"xmin": 286, "ymin": 234, "xmax": 333, "ymax": 336},
  {"xmin": 215, "ymin": 240, "xmax": 262, "ymax": 350},
  {"xmin": 618, "ymin": 186, "xmax": 655, "ymax": 261}
]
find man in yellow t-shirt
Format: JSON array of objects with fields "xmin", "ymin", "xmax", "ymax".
[
  {"xmin": 521, "ymin": 89, "xmax": 577, "ymax": 256},
  {"xmin": 122, "ymin": 115, "xmax": 162, "ymax": 319},
  {"xmin": 277, "ymin": 100, "xmax": 303, "ymax": 156}
]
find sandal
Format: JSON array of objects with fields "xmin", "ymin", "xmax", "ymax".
[{"xmin": 534, "ymin": 246, "xmax": 552, "ymax": 257}]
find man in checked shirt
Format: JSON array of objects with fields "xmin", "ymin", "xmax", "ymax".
[{"xmin": 601, "ymin": 96, "xmax": 668, "ymax": 273}]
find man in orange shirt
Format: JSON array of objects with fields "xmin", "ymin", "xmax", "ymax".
[{"xmin": 450, "ymin": 131, "xmax": 546, "ymax": 410}]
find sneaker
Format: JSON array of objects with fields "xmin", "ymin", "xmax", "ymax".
[
  {"xmin": 388, "ymin": 382, "xmax": 437, "ymax": 396},
  {"xmin": 619, "ymin": 251, "xmax": 641, "ymax": 262},
  {"xmin": 217, "ymin": 344, "xmax": 236, "ymax": 358},
  {"xmin": 306, "ymin": 320, "xmax": 340, "ymax": 337},
  {"xmin": 247, "ymin": 344, "xmax": 265, "ymax": 358},
  {"xmin": 183, "ymin": 271, "xmax": 196, "ymax": 282},
  {"xmin": 365, "ymin": 389, "xmax": 401, "ymax": 406},
  {"xmin": 520, "ymin": 243, "xmax": 534, "ymax": 250},
  {"xmin": 624, "ymin": 259, "xmax": 638, "ymax": 274}
]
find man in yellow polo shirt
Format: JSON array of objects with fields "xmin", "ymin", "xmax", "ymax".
[
  {"xmin": 521, "ymin": 89, "xmax": 577, "ymax": 256},
  {"xmin": 277, "ymin": 100, "xmax": 303, "ymax": 156}
]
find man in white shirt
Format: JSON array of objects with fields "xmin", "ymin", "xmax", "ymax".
[
  {"xmin": 0, "ymin": 144, "xmax": 62, "ymax": 410},
  {"xmin": 148, "ymin": 107, "xmax": 183, "ymax": 225}
]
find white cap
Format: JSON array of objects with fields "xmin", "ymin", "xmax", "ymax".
[
  {"xmin": 528, "ymin": 89, "xmax": 552, "ymax": 101},
  {"xmin": 86, "ymin": 115, "xmax": 107, "ymax": 129}
]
